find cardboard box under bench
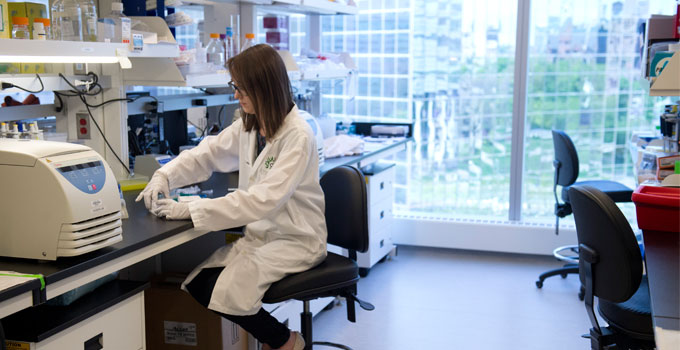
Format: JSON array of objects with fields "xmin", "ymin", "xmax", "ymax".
[{"xmin": 144, "ymin": 275, "xmax": 248, "ymax": 350}]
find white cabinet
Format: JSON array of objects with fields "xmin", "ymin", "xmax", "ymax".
[
  {"xmin": 357, "ymin": 162, "xmax": 396, "ymax": 273},
  {"xmin": 31, "ymin": 293, "xmax": 145, "ymax": 350},
  {"xmin": 4, "ymin": 282, "xmax": 147, "ymax": 350}
]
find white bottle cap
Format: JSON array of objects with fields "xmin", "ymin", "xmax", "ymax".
[{"xmin": 112, "ymin": 2, "xmax": 124, "ymax": 11}]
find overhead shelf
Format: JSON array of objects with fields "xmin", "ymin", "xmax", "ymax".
[
  {"xmin": 210, "ymin": 0, "xmax": 358, "ymax": 15},
  {"xmin": 650, "ymin": 51, "xmax": 680, "ymax": 97},
  {"xmin": 0, "ymin": 104, "xmax": 60, "ymax": 123},
  {"xmin": 0, "ymin": 39, "xmax": 127, "ymax": 64},
  {"xmin": 0, "ymin": 74, "xmax": 112, "ymax": 92}
]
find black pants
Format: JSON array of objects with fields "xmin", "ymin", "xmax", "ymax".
[{"xmin": 185, "ymin": 267, "xmax": 290, "ymax": 348}]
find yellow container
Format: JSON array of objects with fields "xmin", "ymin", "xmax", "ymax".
[
  {"xmin": 24, "ymin": 2, "xmax": 45, "ymax": 38},
  {"xmin": 0, "ymin": 0, "xmax": 9, "ymax": 38},
  {"xmin": 20, "ymin": 62, "xmax": 44, "ymax": 73},
  {"xmin": 7, "ymin": 2, "xmax": 25, "ymax": 30}
]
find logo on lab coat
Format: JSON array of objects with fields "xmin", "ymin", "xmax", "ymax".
[{"xmin": 265, "ymin": 156, "xmax": 275, "ymax": 169}]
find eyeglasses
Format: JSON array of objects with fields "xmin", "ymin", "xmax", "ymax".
[{"xmin": 228, "ymin": 81, "xmax": 242, "ymax": 94}]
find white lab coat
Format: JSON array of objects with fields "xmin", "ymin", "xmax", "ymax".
[{"xmin": 156, "ymin": 105, "xmax": 327, "ymax": 316}]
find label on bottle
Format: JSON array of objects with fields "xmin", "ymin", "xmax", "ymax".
[{"xmin": 121, "ymin": 17, "xmax": 131, "ymax": 45}]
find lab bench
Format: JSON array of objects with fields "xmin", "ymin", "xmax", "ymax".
[{"xmin": 0, "ymin": 137, "xmax": 410, "ymax": 349}]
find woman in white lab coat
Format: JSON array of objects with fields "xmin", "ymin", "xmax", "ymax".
[{"xmin": 136, "ymin": 44, "xmax": 327, "ymax": 350}]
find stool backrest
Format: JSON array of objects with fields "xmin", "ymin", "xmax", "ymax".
[
  {"xmin": 552, "ymin": 130, "xmax": 579, "ymax": 187},
  {"xmin": 569, "ymin": 185, "xmax": 642, "ymax": 302},
  {"xmin": 321, "ymin": 165, "xmax": 369, "ymax": 254}
]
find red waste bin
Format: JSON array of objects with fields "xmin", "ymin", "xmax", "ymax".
[{"xmin": 632, "ymin": 185, "xmax": 680, "ymax": 233}]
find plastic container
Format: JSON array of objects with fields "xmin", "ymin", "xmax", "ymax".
[
  {"xmin": 99, "ymin": 2, "xmax": 130, "ymax": 44},
  {"xmin": 225, "ymin": 27, "xmax": 235, "ymax": 60},
  {"xmin": 11, "ymin": 17, "xmax": 30, "ymax": 39},
  {"xmin": 34, "ymin": 18, "xmax": 51, "ymax": 39},
  {"xmin": 51, "ymin": 0, "xmax": 83, "ymax": 41},
  {"xmin": 80, "ymin": 0, "xmax": 98, "ymax": 42},
  {"xmin": 632, "ymin": 184, "xmax": 680, "ymax": 233},
  {"xmin": 206, "ymin": 33, "xmax": 225, "ymax": 68},
  {"xmin": 241, "ymin": 33, "xmax": 255, "ymax": 52}
]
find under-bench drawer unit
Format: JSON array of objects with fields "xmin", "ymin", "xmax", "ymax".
[{"xmin": 3, "ymin": 280, "xmax": 147, "ymax": 350}]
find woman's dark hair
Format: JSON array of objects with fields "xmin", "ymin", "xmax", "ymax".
[{"xmin": 227, "ymin": 44, "xmax": 293, "ymax": 140}]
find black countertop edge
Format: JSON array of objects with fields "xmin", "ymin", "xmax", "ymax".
[
  {"xmin": 2, "ymin": 279, "xmax": 149, "ymax": 342},
  {"xmin": 43, "ymin": 222, "xmax": 193, "ymax": 285},
  {"xmin": 0, "ymin": 278, "xmax": 42, "ymax": 304}
]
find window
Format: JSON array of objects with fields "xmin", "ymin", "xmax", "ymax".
[
  {"xmin": 321, "ymin": 0, "xmax": 676, "ymax": 229},
  {"xmin": 522, "ymin": 0, "xmax": 676, "ymax": 223}
]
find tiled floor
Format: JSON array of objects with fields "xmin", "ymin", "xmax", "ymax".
[{"xmin": 312, "ymin": 245, "xmax": 592, "ymax": 350}]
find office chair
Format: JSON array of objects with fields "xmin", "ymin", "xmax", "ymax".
[
  {"xmin": 535, "ymin": 130, "xmax": 633, "ymax": 298},
  {"xmin": 262, "ymin": 165, "xmax": 375, "ymax": 350},
  {"xmin": 569, "ymin": 185, "xmax": 655, "ymax": 350}
]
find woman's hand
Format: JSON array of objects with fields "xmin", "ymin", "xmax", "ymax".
[
  {"xmin": 153, "ymin": 199, "xmax": 191, "ymax": 220},
  {"xmin": 135, "ymin": 172, "xmax": 170, "ymax": 210}
]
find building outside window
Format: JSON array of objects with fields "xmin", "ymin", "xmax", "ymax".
[{"xmin": 319, "ymin": 0, "xmax": 676, "ymax": 229}]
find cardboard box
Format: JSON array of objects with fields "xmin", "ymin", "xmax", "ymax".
[
  {"xmin": 145, "ymin": 275, "xmax": 248, "ymax": 350},
  {"xmin": 0, "ymin": 0, "xmax": 9, "ymax": 38}
]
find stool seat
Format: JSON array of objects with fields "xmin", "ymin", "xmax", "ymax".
[
  {"xmin": 264, "ymin": 252, "xmax": 359, "ymax": 304},
  {"xmin": 598, "ymin": 277, "xmax": 653, "ymax": 337},
  {"xmin": 562, "ymin": 180, "xmax": 632, "ymax": 203}
]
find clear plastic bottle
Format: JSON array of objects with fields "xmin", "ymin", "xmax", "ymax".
[
  {"xmin": 80, "ymin": 0, "xmax": 98, "ymax": 42},
  {"xmin": 11, "ymin": 17, "xmax": 30, "ymax": 39},
  {"xmin": 100, "ymin": 2, "xmax": 130, "ymax": 45},
  {"xmin": 0, "ymin": 123, "xmax": 8, "ymax": 138},
  {"xmin": 206, "ymin": 33, "xmax": 225, "ymax": 68},
  {"xmin": 241, "ymin": 33, "xmax": 255, "ymax": 52},
  {"xmin": 51, "ymin": 0, "xmax": 83, "ymax": 41}
]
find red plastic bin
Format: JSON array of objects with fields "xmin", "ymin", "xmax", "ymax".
[{"xmin": 632, "ymin": 185, "xmax": 680, "ymax": 233}]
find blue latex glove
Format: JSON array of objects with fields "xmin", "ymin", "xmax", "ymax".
[{"xmin": 153, "ymin": 199, "xmax": 191, "ymax": 220}]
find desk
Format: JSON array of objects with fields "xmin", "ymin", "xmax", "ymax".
[
  {"xmin": 0, "ymin": 138, "xmax": 408, "ymax": 346},
  {"xmin": 642, "ymin": 231, "xmax": 680, "ymax": 350},
  {"xmin": 0, "ymin": 192, "xmax": 208, "ymax": 319}
]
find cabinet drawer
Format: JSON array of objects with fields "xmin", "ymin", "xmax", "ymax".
[
  {"xmin": 358, "ymin": 223, "xmax": 394, "ymax": 268},
  {"xmin": 36, "ymin": 292, "xmax": 145, "ymax": 350},
  {"xmin": 368, "ymin": 198, "xmax": 393, "ymax": 234},
  {"xmin": 365, "ymin": 164, "xmax": 395, "ymax": 206}
]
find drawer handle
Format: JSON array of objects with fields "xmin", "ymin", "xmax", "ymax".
[
  {"xmin": 380, "ymin": 181, "xmax": 385, "ymax": 190},
  {"xmin": 84, "ymin": 333, "xmax": 103, "ymax": 350},
  {"xmin": 380, "ymin": 239, "xmax": 384, "ymax": 248},
  {"xmin": 380, "ymin": 210, "xmax": 384, "ymax": 219}
]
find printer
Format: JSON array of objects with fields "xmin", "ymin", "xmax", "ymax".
[{"xmin": 0, "ymin": 139, "xmax": 123, "ymax": 260}]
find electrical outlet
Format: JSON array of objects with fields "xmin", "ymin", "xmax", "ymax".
[
  {"xmin": 76, "ymin": 112, "xmax": 91, "ymax": 139},
  {"xmin": 73, "ymin": 63, "xmax": 88, "ymax": 75}
]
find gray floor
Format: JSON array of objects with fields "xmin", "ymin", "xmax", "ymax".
[{"xmin": 313, "ymin": 246, "xmax": 592, "ymax": 350}]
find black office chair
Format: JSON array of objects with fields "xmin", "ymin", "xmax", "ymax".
[
  {"xmin": 536, "ymin": 130, "xmax": 633, "ymax": 297},
  {"xmin": 263, "ymin": 165, "xmax": 375, "ymax": 350},
  {"xmin": 569, "ymin": 185, "xmax": 655, "ymax": 350}
]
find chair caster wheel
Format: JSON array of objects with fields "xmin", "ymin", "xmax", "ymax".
[
  {"xmin": 560, "ymin": 272, "xmax": 568, "ymax": 278},
  {"xmin": 359, "ymin": 268, "xmax": 370, "ymax": 278},
  {"xmin": 536, "ymin": 280, "xmax": 543, "ymax": 288}
]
